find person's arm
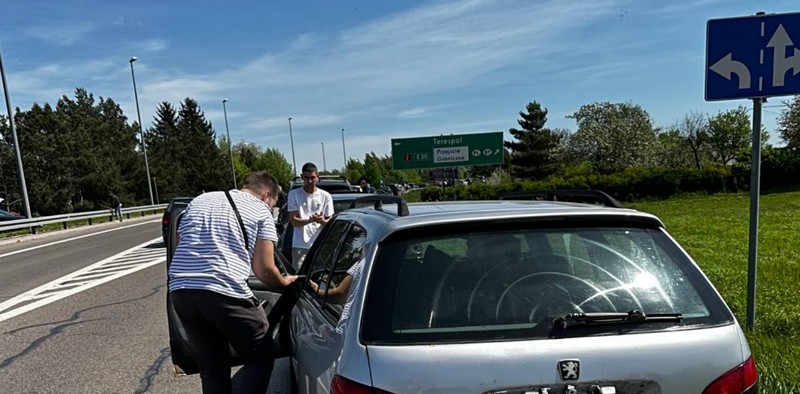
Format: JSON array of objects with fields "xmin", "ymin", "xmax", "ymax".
[
  {"xmin": 315, "ymin": 214, "xmax": 331, "ymax": 226},
  {"xmin": 316, "ymin": 194, "xmax": 336, "ymax": 225},
  {"xmin": 308, "ymin": 275, "xmax": 353, "ymax": 304},
  {"xmin": 289, "ymin": 210, "xmax": 315, "ymax": 227},
  {"xmin": 252, "ymin": 238, "xmax": 296, "ymax": 288}
]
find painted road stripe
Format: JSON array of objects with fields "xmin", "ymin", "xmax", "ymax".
[{"xmin": 0, "ymin": 237, "xmax": 165, "ymax": 322}]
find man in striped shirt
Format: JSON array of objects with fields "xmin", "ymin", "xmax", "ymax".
[{"xmin": 169, "ymin": 171, "xmax": 298, "ymax": 394}]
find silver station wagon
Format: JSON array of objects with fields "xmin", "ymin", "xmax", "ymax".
[{"xmin": 167, "ymin": 192, "xmax": 759, "ymax": 394}]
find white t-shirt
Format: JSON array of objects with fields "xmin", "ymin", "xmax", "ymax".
[{"xmin": 287, "ymin": 187, "xmax": 334, "ymax": 249}]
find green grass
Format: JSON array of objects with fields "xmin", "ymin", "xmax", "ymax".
[{"xmin": 629, "ymin": 192, "xmax": 800, "ymax": 393}]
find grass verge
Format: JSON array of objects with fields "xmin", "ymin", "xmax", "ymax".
[{"xmin": 630, "ymin": 191, "xmax": 800, "ymax": 393}]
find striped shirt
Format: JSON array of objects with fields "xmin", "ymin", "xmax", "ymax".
[
  {"xmin": 335, "ymin": 257, "xmax": 365, "ymax": 334},
  {"xmin": 168, "ymin": 189, "xmax": 278, "ymax": 299}
]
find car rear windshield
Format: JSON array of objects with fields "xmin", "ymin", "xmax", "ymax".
[
  {"xmin": 362, "ymin": 221, "xmax": 733, "ymax": 344},
  {"xmin": 333, "ymin": 199, "xmax": 356, "ymax": 213}
]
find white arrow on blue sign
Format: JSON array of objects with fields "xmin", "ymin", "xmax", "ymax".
[{"xmin": 706, "ymin": 12, "xmax": 800, "ymax": 101}]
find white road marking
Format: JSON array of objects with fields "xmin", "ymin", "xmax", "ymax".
[
  {"xmin": 0, "ymin": 219, "xmax": 160, "ymax": 260},
  {"xmin": 0, "ymin": 237, "xmax": 165, "ymax": 322}
]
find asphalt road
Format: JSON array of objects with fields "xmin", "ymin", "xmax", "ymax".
[{"xmin": 0, "ymin": 216, "xmax": 294, "ymax": 393}]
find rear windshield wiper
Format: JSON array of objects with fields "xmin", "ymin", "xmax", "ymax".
[{"xmin": 551, "ymin": 310, "xmax": 683, "ymax": 332}]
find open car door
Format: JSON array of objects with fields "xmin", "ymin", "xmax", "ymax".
[{"xmin": 165, "ymin": 205, "xmax": 302, "ymax": 376}]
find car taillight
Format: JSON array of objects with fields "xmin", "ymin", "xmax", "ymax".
[
  {"xmin": 703, "ymin": 356, "xmax": 758, "ymax": 394},
  {"xmin": 162, "ymin": 218, "xmax": 169, "ymax": 226},
  {"xmin": 331, "ymin": 375, "xmax": 393, "ymax": 394}
]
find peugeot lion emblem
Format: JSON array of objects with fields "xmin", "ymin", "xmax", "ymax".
[{"xmin": 558, "ymin": 359, "xmax": 580, "ymax": 381}]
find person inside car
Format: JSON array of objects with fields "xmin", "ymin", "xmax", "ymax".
[{"xmin": 308, "ymin": 242, "xmax": 369, "ymax": 333}]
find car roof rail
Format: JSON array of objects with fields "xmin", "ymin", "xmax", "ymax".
[
  {"xmin": 349, "ymin": 195, "xmax": 410, "ymax": 216},
  {"xmin": 497, "ymin": 189, "xmax": 623, "ymax": 208}
]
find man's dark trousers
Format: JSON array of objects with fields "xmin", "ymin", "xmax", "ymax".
[{"xmin": 170, "ymin": 289, "xmax": 276, "ymax": 394}]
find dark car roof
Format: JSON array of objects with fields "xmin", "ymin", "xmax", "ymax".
[{"xmin": 290, "ymin": 176, "xmax": 356, "ymax": 193}]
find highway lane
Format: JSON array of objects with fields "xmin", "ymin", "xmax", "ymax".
[
  {"xmin": 0, "ymin": 217, "xmax": 162, "ymax": 305},
  {"xmin": 0, "ymin": 217, "xmax": 294, "ymax": 393}
]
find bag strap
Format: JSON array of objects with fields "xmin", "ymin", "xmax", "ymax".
[{"xmin": 224, "ymin": 190, "xmax": 250, "ymax": 252}]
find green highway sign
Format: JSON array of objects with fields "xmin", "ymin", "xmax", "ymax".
[{"xmin": 391, "ymin": 131, "xmax": 504, "ymax": 170}]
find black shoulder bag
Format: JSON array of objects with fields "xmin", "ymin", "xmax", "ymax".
[{"xmin": 224, "ymin": 190, "xmax": 250, "ymax": 253}]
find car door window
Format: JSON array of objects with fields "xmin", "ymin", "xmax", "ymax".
[
  {"xmin": 307, "ymin": 220, "xmax": 350, "ymax": 286},
  {"xmin": 320, "ymin": 225, "xmax": 367, "ymax": 320}
]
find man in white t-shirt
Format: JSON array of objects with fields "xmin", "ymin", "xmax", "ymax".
[{"xmin": 287, "ymin": 162, "xmax": 334, "ymax": 269}]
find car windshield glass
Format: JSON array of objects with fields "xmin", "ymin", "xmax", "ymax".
[
  {"xmin": 363, "ymin": 224, "xmax": 732, "ymax": 344},
  {"xmin": 333, "ymin": 199, "xmax": 355, "ymax": 213}
]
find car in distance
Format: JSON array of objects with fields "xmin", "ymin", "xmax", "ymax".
[
  {"xmin": 0, "ymin": 209, "xmax": 24, "ymax": 221},
  {"xmin": 168, "ymin": 191, "xmax": 758, "ymax": 394},
  {"xmin": 161, "ymin": 197, "xmax": 193, "ymax": 244},
  {"xmin": 289, "ymin": 175, "xmax": 357, "ymax": 193}
]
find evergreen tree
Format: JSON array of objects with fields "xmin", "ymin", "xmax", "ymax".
[
  {"xmin": 94, "ymin": 96, "xmax": 141, "ymax": 205},
  {"xmin": 176, "ymin": 98, "xmax": 226, "ymax": 194},
  {"xmin": 233, "ymin": 141, "xmax": 263, "ymax": 170},
  {"xmin": 54, "ymin": 89, "xmax": 98, "ymax": 211},
  {"xmin": 0, "ymin": 116, "xmax": 14, "ymax": 211},
  {"xmin": 147, "ymin": 102, "xmax": 184, "ymax": 199},
  {"xmin": 504, "ymin": 101, "xmax": 561, "ymax": 180}
]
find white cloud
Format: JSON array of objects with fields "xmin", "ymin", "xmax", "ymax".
[
  {"xmin": 173, "ymin": 0, "xmax": 627, "ymax": 115},
  {"xmin": 137, "ymin": 39, "xmax": 168, "ymax": 53},
  {"xmin": 398, "ymin": 107, "xmax": 428, "ymax": 118},
  {"xmin": 27, "ymin": 23, "xmax": 95, "ymax": 46},
  {"xmin": 243, "ymin": 114, "xmax": 345, "ymax": 132}
]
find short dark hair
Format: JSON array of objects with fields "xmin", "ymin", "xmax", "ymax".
[
  {"xmin": 243, "ymin": 171, "xmax": 280, "ymax": 197},
  {"xmin": 301, "ymin": 162, "xmax": 318, "ymax": 174}
]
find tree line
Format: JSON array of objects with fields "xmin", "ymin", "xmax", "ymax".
[{"xmin": 2, "ymin": 87, "xmax": 800, "ymax": 216}]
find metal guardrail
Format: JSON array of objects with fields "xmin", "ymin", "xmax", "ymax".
[{"xmin": 0, "ymin": 204, "xmax": 168, "ymax": 234}]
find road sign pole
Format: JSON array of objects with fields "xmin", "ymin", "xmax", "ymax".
[
  {"xmin": 453, "ymin": 167, "xmax": 457, "ymax": 201},
  {"xmin": 746, "ymin": 97, "xmax": 762, "ymax": 331}
]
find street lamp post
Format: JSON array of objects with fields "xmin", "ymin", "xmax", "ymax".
[
  {"xmin": 129, "ymin": 56, "xmax": 154, "ymax": 206},
  {"xmin": 321, "ymin": 142, "xmax": 327, "ymax": 172},
  {"xmin": 222, "ymin": 99, "xmax": 237, "ymax": 189},
  {"xmin": 341, "ymin": 128, "xmax": 347, "ymax": 172},
  {"xmin": 153, "ymin": 177, "xmax": 160, "ymax": 204},
  {"xmin": 0, "ymin": 46, "xmax": 31, "ymax": 218},
  {"xmin": 288, "ymin": 117, "xmax": 297, "ymax": 177}
]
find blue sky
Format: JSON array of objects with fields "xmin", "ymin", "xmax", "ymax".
[{"xmin": 1, "ymin": 0, "xmax": 798, "ymax": 172}]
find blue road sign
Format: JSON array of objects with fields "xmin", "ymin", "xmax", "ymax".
[{"xmin": 706, "ymin": 12, "xmax": 800, "ymax": 101}]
